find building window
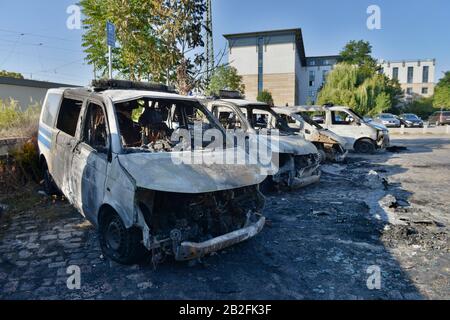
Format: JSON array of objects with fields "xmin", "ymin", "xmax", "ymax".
[
  {"xmin": 309, "ymin": 70, "xmax": 315, "ymax": 87},
  {"xmin": 422, "ymin": 87, "xmax": 428, "ymax": 94},
  {"xmin": 407, "ymin": 67, "xmax": 414, "ymax": 84},
  {"xmin": 422, "ymin": 66, "xmax": 429, "ymax": 83},
  {"xmin": 309, "ymin": 60, "xmax": 316, "ymax": 66},
  {"xmin": 257, "ymin": 37, "xmax": 264, "ymax": 94},
  {"xmin": 392, "ymin": 67, "xmax": 399, "ymax": 80},
  {"xmin": 406, "ymin": 87, "xmax": 413, "ymax": 95},
  {"xmin": 324, "ymin": 59, "xmax": 329, "ymax": 65},
  {"xmin": 309, "ymin": 90, "xmax": 315, "ymax": 97}
]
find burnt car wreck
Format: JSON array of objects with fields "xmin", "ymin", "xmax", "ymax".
[
  {"xmin": 272, "ymin": 107, "xmax": 348, "ymax": 163},
  {"xmin": 38, "ymin": 80, "xmax": 267, "ymax": 265},
  {"xmin": 206, "ymin": 92, "xmax": 321, "ymax": 192}
]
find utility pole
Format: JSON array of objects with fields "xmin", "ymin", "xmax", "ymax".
[{"xmin": 205, "ymin": 0, "xmax": 214, "ymax": 80}]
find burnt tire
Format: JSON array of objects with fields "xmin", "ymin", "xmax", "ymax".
[
  {"xmin": 99, "ymin": 211, "xmax": 146, "ymax": 265},
  {"xmin": 354, "ymin": 139, "xmax": 376, "ymax": 154},
  {"xmin": 317, "ymin": 148, "xmax": 327, "ymax": 164},
  {"xmin": 259, "ymin": 176, "xmax": 275, "ymax": 194},
  {"xmin": 42, "ymin": 162, "xmax": 58, "ymax": 196}
]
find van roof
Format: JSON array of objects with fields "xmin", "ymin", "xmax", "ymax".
[
  {"xmin": 219, "ymin": 99, "xmax": 268, "ymax": 107},
  {"xmin": 55, "ymin": 87, "xmax": 200, "ymax": 104}
]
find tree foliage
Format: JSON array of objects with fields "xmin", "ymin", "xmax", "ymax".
[
  {"xmin": 205, "ymin": 65, "xmax": 245, "ymax": 96},
  {"xmin": 0, "ymin": 70, "xmax": 24, "ymax": 79},
  {"xmin": 257, "ymin": 90, "xmax": 274, "ymax": 106},
  {"xmin": 402, "ymin": 97, "xmax": 436, "ymax": 120},
  {"xmin": 433, "ymin": 71, "xmax": 450, "ymax": 109},
  {"xmin": 80, "ymin": 0, "xmax": 206, "ymax": 92},
  {"xmin": 338, "ymin": 40, "xmax": 380, "ymax": 78},
  {"xmin": 317, "ymin": 63, "xmax": 403, "ymax": 116}
]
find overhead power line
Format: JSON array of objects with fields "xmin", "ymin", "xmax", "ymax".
[{"xmin": 0, "ymin": 28, "xmax": 74, "ymax": 42}]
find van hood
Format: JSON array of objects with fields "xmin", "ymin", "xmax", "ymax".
[
  {"xmin": 367, "ymin": 121, "xmax": 388, "ymax": 131},
  {"xmin": 319, "ymin": 129, "xmax": 347, "ymax": 147},
  {"xmin": 118, "ymin": 148, "xmax": 267, "ymax": 194},
  {"xmin": 270, "ymin": 134, "xmax": 319, "ymax": 155}
]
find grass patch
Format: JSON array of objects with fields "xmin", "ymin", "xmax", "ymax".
[{"xmin": 0, "ymin": 99, "xmax": 41, "ymax": 139}]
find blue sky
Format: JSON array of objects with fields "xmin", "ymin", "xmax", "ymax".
[{"xmin": 0, "ymin": 0, "xmax": 448, "ymax": 85}]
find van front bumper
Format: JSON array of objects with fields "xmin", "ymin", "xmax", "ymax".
[{"xmin": 174, "ymin": 217, "xmax": 266, "ymax": 261}]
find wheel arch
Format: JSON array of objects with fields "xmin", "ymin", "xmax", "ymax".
[
  {"xmin": 97, "ymin": 202, "xmax": 134, "ymax": 230},
  {"xmin": 353, "ymin": 137, "xmax": 376, "ymax": 149}
]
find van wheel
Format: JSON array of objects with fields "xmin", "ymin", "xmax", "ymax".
[
  {"xmin": 354, "ymin": 139, "xmax": 376, "ymax": 154},
  {"xmin": 42, "ymin": 162, "xmax": 58, "ymax": 196},
  {"xmin": 317, "ymin": 148, "xmax": 327, "ymax": 164},
  {"xmin": 99, "ymin": 211, "xmax": 146, "ymax": 265},
  {"xmin": 259, "ymin": 176, "xmax": 274, "ymax": 194}
]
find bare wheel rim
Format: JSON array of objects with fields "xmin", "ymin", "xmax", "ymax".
[{"xmin": 105, "ymin": 218, "xmax": 124, "ymax": 251}]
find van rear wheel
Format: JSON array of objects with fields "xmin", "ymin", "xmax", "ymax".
[
  {"xmin": 42, "ymin": 162, "xmax": 58, "ymax": 196},
  {"xmin": 354, "ymin": 139, "xmax": 376, "ymax": 154},
  {"xmin": 99, "ymin": 211, "xmax": 146, "ymax": 265}
]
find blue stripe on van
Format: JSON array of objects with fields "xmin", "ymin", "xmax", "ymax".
[
  {"xmin": 39, "ymin": 125, "xmax": 52, "ymax": 140},
  {"xmin": 38, "ymin": 133, "xmax": 51, "ymax": 150}
]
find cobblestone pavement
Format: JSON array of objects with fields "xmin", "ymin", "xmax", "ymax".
[{"xmin": 0, "ymin": 136, "xmax": 448, "ymax": 300}]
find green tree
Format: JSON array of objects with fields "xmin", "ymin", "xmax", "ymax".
[
  {"xmin": 206, "ymin": 65, "xmax": 245, "ymax": 96},
  {"xmin": 433, "ymin": 71, "xmax": 450, "ymax": 109},
  {"xmin": 317, "ymin": 63, "xmax": 402, "ymax": 116},
  {"xmin": 257, "ymin": 90, "xmax": 274, "ymax": 106},
  {"xmin": 402, "ymin": 97, "xmax": 436, "ymax": 120},
  {"xmin": 339, "ymin": 40, "xmax": 380, "ymax": 78},
  {"xmin": 80, "ymin": 0, "xmax": 206, "ymax": 90},
  {"xmin": 339, "ymin": 40, "xmax": 378, "ymax": 66},
  {"xmin": 0, "ymin": 70, "xmax": 24, "ymax": 79}
]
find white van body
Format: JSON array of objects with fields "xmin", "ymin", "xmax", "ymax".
[
  {"xmin": 38, "ymin": 83, "xmax": 267, "ymax": 264},
  {"xmin": 290, "ymin": 105, "xmax": 390, "ymax": 153},
  {"xmin": 271, "ymin": 106, "xmax": 348, "ymax": 162},
  {"xmin": 206, "ymin": 99, "xmax": 321, "ymax": 190}
]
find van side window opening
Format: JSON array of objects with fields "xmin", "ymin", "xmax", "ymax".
[
  {"xmin": 41, "ymin": 93, "xmax": 61, "ymax": 127},
  {"xmin": 114, "ymin": 98, "xmax": 219, "ymax": 152},
  {"xmin": 246, "ymin": 106, "xmax": 291, "ymax": 132},
  {"xmin": 332, "ymin": 111, "xmax": 353, "ymax": 125},
  {"xmin": 55, "ymin": 98, "xmax": 82, "ymax": 136},
  {"xmin": 83, "ymin": 103, "xmax": 109, "ymax": 153},
  {"xmin": 213, "ymin": 106, "xmax": 242, "ymax": 130}
]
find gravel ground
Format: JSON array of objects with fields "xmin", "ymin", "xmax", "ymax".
[{"xmin": 0, "ymin": 135, "xmax": 448, "ymax": 300}]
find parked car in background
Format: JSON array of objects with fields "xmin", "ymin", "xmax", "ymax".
[
  {"xmin": 38, "ymin": 80, "xmax": 267, "ymax": 265},
  {"xmin": 399, "ymin": 113, "xmax": 424, "ymax": 128},
  {"xmin": 374, "ymin": 113, "xmax": 401, "ymax": 128},
  {"xmin": 293, "ymin": 105, "xmax": 390, "ymax": 154},
  {"xmin": 428, "ymin": 111, "xmax": 450, "ymax": 126},
  {"xmin": 272, "ymin": 106, "xmax": 348, "ymax": 163}
]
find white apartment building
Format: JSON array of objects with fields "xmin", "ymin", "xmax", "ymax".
[
  {"xmin": 225, "ymin": 28, "xmax": 436, "ymax": 105},
  {"xmin": 299, "ymin": 55, "xmax": 340, "ymax": 104},
  {"xmin": 224, "ymin": 28, "xmax": 306, "ymax": 106},
  {"xmin": 379, "ymin": 59, "xmax": 436, "ymax": 100}
]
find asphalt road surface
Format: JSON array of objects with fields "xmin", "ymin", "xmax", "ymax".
[{"xmin": 0, "ymin": 135, "xmax": 448, "ymax": 300}]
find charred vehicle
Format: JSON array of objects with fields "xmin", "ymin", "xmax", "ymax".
[
  {"xmin": 292, "ymin": 105, "xmax": 390, "ymax": 154},
  {"xmin": 206, "ymin": 92, "xmax": 321, "ymax": 191},
  {"xmin": 38, "ymin": 80, "xmax": 266, "ymax": 265},
  {"xmin": 272, "ymin": 107, "xmax": 348, "ymax": 163}
]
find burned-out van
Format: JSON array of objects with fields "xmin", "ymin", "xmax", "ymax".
[
  {"xmin": 206, "ymin": 92, "xmax": 321, "ymax": 191},
  {"xmin": 292, "ymin": 105, "xmax": 390, "ymax": 154},
  {"xmin": 38, "ymin": 80, "xmax": 266, "ymax": 265},
  {"xmin": 272, "ymin": 107, "xmax": 348, "ymax": 163}
]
